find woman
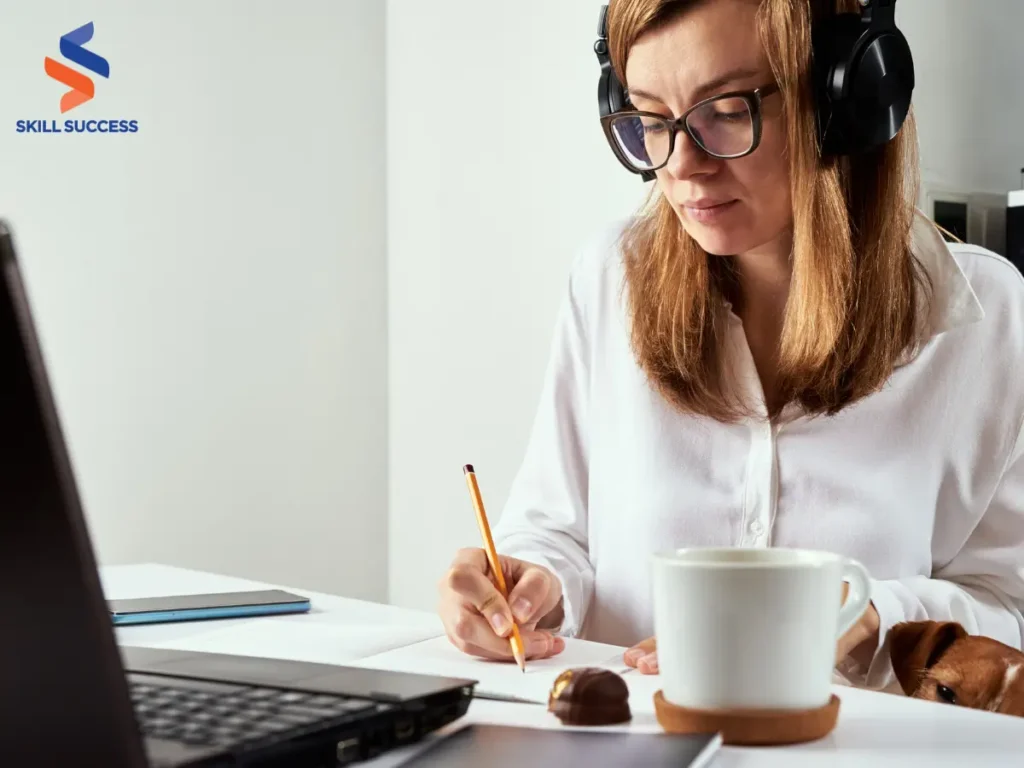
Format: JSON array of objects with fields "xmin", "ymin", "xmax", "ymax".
[{"xmin": 436, "ymin": 0, "xmax": 1024, "ymax": 692}]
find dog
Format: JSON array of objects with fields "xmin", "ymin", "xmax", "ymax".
[{"xmin": 888, "ymin": 620, "xmax": 1024, "ymax": 717}]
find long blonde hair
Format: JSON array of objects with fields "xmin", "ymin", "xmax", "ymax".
[{"xmin": 607, "ymin": 0, "xmax": 929, "ymax": 421}]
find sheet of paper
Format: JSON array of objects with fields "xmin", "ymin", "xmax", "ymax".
[
  {"xmin": 139, "ymin": 619, "xmax": 444, "ymax": 667},
  {"xmin": 351, "ymin": 635, "xmax": 632, "ymax": 703}
]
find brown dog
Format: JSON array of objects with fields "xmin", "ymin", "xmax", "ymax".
[{"xmin": 889, "ymin": 620, "xmax": 1024, "ymax": 716}]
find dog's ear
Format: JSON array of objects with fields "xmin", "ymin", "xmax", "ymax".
[{"xmin": 889, "ymin": 621, "xmax": 968, "ymax": 695}]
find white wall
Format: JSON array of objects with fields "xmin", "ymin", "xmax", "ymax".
[
  {"xmin": 898, "ymin": 0, "xmax": 1024, "ymax": 254},
  {"xmin": 0, "ymin": 0, "xmax": 389, "ymax": 601},
  {"xmin": 386, "ymin": 0, "xmax": 645, "ymax": 610},
  {"xmin": 898, "ymin": 0, "xmax": 1024, "ymax": 196},
  {"xmin": 386, "ymin": 0, "xmax": 1024, "ymax": 611}
]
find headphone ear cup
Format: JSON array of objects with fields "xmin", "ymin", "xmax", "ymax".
[
  {"xmin": 813, "ymin": 13, "xmax": 868, "ymax": 156},
  {"xmin": 608, "ymin": 74, "xmax": 628, "ymax": 114},
  {"xmin": 813, "ymin": 13, "xmax": 915, "ymax": 157},
  {"xmin": 845, "ymin": 27, "xmax": 915, "ymax": 151},
  {"xmin": 598, "ymin": 61, "xmax": 629, "ymax": 117}
]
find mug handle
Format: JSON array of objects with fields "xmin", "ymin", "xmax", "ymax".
[{"xmin": 835, "ymin": 558, "xmax": 872, "ymax": 639}]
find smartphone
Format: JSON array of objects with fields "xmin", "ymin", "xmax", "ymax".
[{"xmin": 108, "ymin": 589, "xmax": 311, "ymax": 626}]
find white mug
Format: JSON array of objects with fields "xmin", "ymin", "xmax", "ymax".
[{"xmin": 651, "ymin": 547, "xmax": 871, "ymax": 711}]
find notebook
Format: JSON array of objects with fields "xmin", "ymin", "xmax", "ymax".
[
  {"xmin": 397, "ymin": 725, "xmax": 723, "ymax": 767},
  {"xmin": 351, "ymin": 635, "xmax": 631, "ymax": 704}
]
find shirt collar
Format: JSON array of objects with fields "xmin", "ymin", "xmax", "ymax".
[{"xmin": 910, "ymin": 209, "xmax": 986, "ymax": 339}]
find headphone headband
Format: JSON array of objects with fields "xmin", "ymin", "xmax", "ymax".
[{"xmin": 860, "ymin": 0, "xmax": 897, "ymax": 26}]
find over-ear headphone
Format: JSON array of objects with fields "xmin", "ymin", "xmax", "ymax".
[
  {"xmin": 594, "ymin": 0, "xmax": 915, "ymax": 177},
  {"xmin": 595, "ymin": 5, "xmax": 655, "ymax": 181},
  {"xmin": 813, "ymin": 0, "xmax": 915, "ymax": 156}
]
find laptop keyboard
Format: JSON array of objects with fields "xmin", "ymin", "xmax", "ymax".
[{"xmin": 129, "ymin": 673, "xmax": 382, "ymax": 750}]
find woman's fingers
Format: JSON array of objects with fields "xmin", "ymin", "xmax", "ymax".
[
  {"xmin": 522, "ymin": 630, "xmax": 566, "ymax": 659},
  {"xmin": 624, "ymin": 636, "xmax": 657, "ymax": 667},
  {"xmin": 443, "ymin": 610, "xmax": 566, "ymax": 660},
  {"xmin": 504, "ymin": 566, "xmax": 556, "ymax": 626},
  {"xmin": 637, "ymin": 652, "xmax": 659, "ymax": 674},
  {"xmin": 441, "ymin": 559, "xmax": 516, "ymax": 636}
]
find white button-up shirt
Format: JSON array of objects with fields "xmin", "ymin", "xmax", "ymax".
[{"xmin": 492, "ymin": 212, "xmax": 1024, "ymax": 691}]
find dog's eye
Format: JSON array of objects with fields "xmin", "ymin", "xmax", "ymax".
[{"xmin": 936, "ymin": 685, "xmax": 957, "ymax": 704}]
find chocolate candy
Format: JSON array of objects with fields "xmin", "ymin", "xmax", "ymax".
[{"xmin": 547, "ymin": 667, "xmax": 632, "ymax": 725}]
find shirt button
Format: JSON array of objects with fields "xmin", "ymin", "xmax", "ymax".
[{"xmin": 750, "ymin": 520, "xmax": 764, "ymax": 536}]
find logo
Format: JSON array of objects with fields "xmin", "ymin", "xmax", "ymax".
[
  {"xmin": 15, "ymin": 21, "xmax": 139, "ymax": 135},
  {"xmin": 44, "ymin": 22, "xmax": 109, "ymax": 113}
]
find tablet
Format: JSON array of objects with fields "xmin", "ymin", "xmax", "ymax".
[
  {"xmin": 108, "ymin": 589, "xmax": 311, "ymax": 625},
  {"xmin": 401, "ymin": 724, "xmax": 722, "ymax": 767}
]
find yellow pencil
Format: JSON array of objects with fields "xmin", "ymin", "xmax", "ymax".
[{"xmin": 463, "ymin": 464, "xmax": 526, "ymax": 672}]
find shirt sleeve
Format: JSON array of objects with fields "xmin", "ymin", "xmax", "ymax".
[
  {"xmin": 491, "ymin": 258, "xmax": 595, "ymax": 638},
  {"xmin": 844, "ymin": 418, "xmax": 1024, "ymax": 690}
]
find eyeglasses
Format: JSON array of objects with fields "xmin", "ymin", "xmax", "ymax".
[{"xmin": 600, "ymin": 84, "xmax": 780, "ymax": 174}]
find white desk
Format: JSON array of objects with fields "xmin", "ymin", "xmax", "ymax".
[
  {"xmin": 101, "ymin": 564, "xmax": 1024, "ymax": 767},
  {"xmin": 102, "ymin": 563, "xmax": 445, "ymax": 663}
]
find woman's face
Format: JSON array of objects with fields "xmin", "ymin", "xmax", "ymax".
[{"xmin": 624, "ymin": 0, "xmax": 793, "ymax": 258}]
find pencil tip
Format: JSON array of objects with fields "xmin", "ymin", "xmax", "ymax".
[{"xmin": 463, "ymin": 464, "xmax": 474, "ymax": 474}]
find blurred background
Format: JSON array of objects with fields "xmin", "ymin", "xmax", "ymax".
[{"xmin": 0, "ymin": 0, "xmax": 1021, "ymax": 611}]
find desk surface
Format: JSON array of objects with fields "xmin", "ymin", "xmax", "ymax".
[
  {"xmin": 101, "ymin": 564, "xmax": 1024, "ymax": 767},
  {"xmin": 102, "ymin": 563, "xmax": 445, "ymax": 663}
]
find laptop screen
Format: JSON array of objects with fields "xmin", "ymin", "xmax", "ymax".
[{"xmin": 0, "ymin": 222, "xmax": 149, "ymax": 767}]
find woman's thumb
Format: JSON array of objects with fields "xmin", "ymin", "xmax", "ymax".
[{"xmin": 506, "ymin": 566, "xmax": 556, "ymax": 626}]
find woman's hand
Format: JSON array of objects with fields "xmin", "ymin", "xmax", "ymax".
[
  {"xmin": 437, "ymin": 547, "xmax": 566, "ymax": 662},
  {"xmin": 836, "ymin": 602, "xmax": 880, "ymax": 667},
  {"xmin": 624, "ymin": 601, "xmax": 881, "ymax": 676}
]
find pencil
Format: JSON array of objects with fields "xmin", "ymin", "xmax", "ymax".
[{"xmin": 463, "ymin": 464, "xmax": 527, "ymax": 672}]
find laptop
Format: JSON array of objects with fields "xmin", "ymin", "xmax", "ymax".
[{"xmin": 0, "ymin": 220, "xmax": 474, "ymax": 767}]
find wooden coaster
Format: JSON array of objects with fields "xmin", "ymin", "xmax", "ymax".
[{"xmin": 653, "ymin": 690, "xmax": 841, "ymax": 746}]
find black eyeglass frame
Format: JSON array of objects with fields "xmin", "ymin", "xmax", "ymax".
[{"xmin": 599, "ymin": 83, "xmax": 781, "ymax": 175}]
